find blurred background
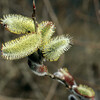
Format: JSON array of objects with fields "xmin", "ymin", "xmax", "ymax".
[{"xmin": 0, "ymin": 0, "xmax": 100, "ymax": 100}]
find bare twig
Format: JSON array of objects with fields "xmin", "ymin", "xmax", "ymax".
[
  {"xmin": 32, "ymin": 0, "xmax": 38, "ymax": 32},
  {"xmin": 32, "ymin": 0, "xmax": 36, "ymax": 18},
  {"xmin": 46, "ymin": 73, "xmax": 69, "ymax": 88},
  {"xmin": 43, "ymin": 67, "xmax": 95, "ymax": 100}
]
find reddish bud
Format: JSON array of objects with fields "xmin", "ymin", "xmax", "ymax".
[
  {"xmin": 54, "ymin": 68, "xmax": 76, "ymax": 87},
  {"xmin": 32, "ymin": 64, "xmax": 48, "ymax": 76}
]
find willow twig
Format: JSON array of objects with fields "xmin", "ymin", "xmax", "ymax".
[{"xmin": 32, "ymin": 0, "xmax": 38, "ymax": 32}]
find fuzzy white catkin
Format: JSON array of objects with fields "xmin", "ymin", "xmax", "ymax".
[
  {"xmin": 1, "ymin": 14, "xmax": 35, "ymax": 34},
  {"xmin": 43, "ymin": 35, "xmax": 71, "ymax": 61}
]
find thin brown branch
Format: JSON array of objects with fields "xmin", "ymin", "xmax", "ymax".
[
  {"xmin": 45, "ymin": 72, "xmax": 70, "ymax": 100},
  {"xmin": 32, "ymin": 0, "xmax": 38, "ymax": 32},
  {"xmin": 44, "ymin": 68, "xmax": 95, "ymax": 100},
  {"xmin": 32, "ymin": 0, "xmax": 36, "ymax": 18},
  {"xmin": 46, "ymin": 73, "xmax": 69, "ymax": 88}
]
